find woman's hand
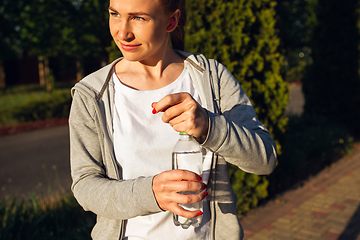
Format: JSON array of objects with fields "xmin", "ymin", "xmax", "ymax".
[
  {"xmin": 152, "ymin": 169, "xmax": 207, "ymax": 218},
  {"xmin": 152, "ymin": 92, "xmax": 209, "ymax": 143}
]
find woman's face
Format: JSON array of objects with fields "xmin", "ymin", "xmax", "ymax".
[{"xmin": 109, "ymin": 0, "xmax": 171, "ymax": 63}]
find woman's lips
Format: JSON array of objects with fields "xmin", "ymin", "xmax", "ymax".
[{"xmin": 120, "ymin": 43, "xmax": 141, "ymax": 51}]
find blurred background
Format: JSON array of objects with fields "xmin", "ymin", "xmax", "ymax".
[{"xmin": 0, "ymin": 0, "xmax": 359, "ymax": 239}]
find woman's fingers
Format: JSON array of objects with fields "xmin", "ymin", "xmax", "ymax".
[
  {"xmin": 173, "ymin": 179, "xmax": 207, "ymax": 193},
  {"xmin": 160, "ymin": 97, "xmax": 196, "ymax": 122},
  {"xmin": 151, "ymin": 93, "xmax": 186, "ymax": 113},
  {"xmin": 154, "ymin": 179, "xmax": 206, "ymax": 194},
  {"xmin": 170, "ymin": 203, "xmax": 204, "ymax": 219},
  {"xmin": 166, "ymin": 169, "xmax": 202, "ymax": 182},
  {"xmin": 153, "ymin": 170, "xmax": 205, "ymax": 192},
  {"xmin": 152, "ymin": 170, "xmax": 207, "ymax": 213},
  {"xmin": 172, "ymin": 191, "xmax": 208, "ymax": 218},
  {"xmin": 156, "ymin": 190, "xmax": 207, "ymax": 218},
  {"xmin": 163, "ymin": 202, "xmax": 203, "ymax": 219},
  {"xmin": 175, "ymin": 190, "xmax": 208, "ymax": 205},
  {"xmin": 152, "ymin": 92, "xmax": 209, "ymax": 138}
]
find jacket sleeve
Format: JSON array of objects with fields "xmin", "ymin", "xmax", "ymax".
[
  {"xmin": 69, "ymin": 89, "xmax": 162, "ymax": 220},
  {"xmin": 201, "ymin": 61, "xmax": 277, "ymax": 175}
]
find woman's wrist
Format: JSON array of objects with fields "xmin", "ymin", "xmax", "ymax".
[{"xmin": 195, "ymin": 111, "xmax": 209, "ymax": 144}]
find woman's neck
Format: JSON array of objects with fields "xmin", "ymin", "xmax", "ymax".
[{"xmin": 114, "ymin": 48, "xmax": 184, "ymax": 91}]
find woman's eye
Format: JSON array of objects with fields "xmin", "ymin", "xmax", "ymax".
[
  {"xmin": 134, "ymin": 16, "xmax": 145, "ymax": 21},
  {"xmin": 109, "ymin": 12, "xmax": 120, "ymax": 18}
]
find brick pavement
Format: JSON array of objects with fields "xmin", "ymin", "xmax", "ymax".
[{"xmin": 240, "ymin": 144, "xmax": 360, "ymax": 240}]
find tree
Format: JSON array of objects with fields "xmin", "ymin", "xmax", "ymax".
[
  {"xmin": 0, "ymin": 0, "xmax": 113, "ymax": 87},
  {"xmin": 302, "ymin": 0, "xmax": 360, "ymax": 135},
  {"xmin": 186, "ymin": 0, "xmax": 287, "ymax": 147},
  {"xmin": 275, "ymin": 0, "xmax": 318, "ymax": 83},
  {"xmin": 185, "ymin": 0, "xmax": 288, "ymax": 213},
  {"xmin": 0, "ymin": 0, "xmax": 76, "ymax": 90},
  {"xmin": 0, "ymin": 0, "xmax": 25, "ymax": 88},
  {"xmin": 70, "ymin": 0, "xmax": 112, "ymax": 78},
  {"xmin": 276, "ymin": 0, "xmax": 317, "ymax": 51}
]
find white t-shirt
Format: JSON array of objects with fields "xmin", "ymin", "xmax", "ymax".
[{"xmin": 113, "ymin": 68, "xmax": 210, "ymax": 240}]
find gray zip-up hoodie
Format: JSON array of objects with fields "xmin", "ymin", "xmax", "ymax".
[{"xmin": 69, "ymin": 51, "xmax": 277, "ymax": 240}]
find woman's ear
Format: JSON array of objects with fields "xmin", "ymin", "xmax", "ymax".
[
  {"xmin": 166, "ymin": 9, "xmax": 181, "ymax": 32},
  {"xmin": 167, "ymin": 18, "xmax": 175, "ymax": 31}
]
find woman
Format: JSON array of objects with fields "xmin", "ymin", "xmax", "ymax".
[{"xmin": 69, "ymin": 0, "xmax": 277, "ymax": 239}]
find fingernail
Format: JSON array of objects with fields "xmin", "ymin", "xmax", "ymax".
[
  {"xmin": 152, "ymin": 108, "xmax": 157, "ymax": 114},
  {"xmin": 196, "ymin": 211, "xmax": 203, "ymax": 217},
  {"xmin": 204, "ymin": 183, "xmax": 208, "ymax": 189},
  {"xmin": 197, "ymin": 175, "xmax": 202, "ymax": 181},
  {"xmin": 204, "ymin": 192, "xmax": 208, "ymax": 197}
]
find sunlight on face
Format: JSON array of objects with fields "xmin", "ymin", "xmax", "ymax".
[{"xmin": 109, "ymin": 0, "xmax": 171, "ymax": 63}]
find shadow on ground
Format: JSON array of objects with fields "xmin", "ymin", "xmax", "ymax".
[{"xmin": 339, "ymin": 204, "xmax": 360, "ymax": 240}]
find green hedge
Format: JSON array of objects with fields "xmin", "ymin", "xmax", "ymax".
[
  {"xmin": 0, "ymin": 91, "xmax": 72, "ymax": 127},
  {"xmin": 229, "ymin": 164, "xmax": 269, "ymax": 213},
  {"xmin": 185, "ymin": 0, "xmax": 288, "ymax": 215}
]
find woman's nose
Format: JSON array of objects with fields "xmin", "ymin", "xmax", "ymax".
[{"xmin": 118, "ymin": 22, "xmax": 134, "ymax": 41}]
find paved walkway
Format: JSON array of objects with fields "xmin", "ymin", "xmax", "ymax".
[
  {"xmin": 0, "ymin": 123, "xmax": 71, "ymax": 199},
  {"xmin": 240, "ymin": 144, "xmax": 360, "ymax": 240}
]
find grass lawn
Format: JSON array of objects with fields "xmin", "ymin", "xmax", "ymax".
[
  {"xmin": 0, "ymin": 91, "xmax": 52, "ymax": 111},
  {"xmin": 0, "ymin": 83, "xmax": 73, "ymax": 109},
  {"xmin": 0, "ymin": 84, "xmax": 73, "ymax": 127}
]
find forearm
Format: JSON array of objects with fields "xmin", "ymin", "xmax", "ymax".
[
  {"xmin": 71, "ymin": 172, "xmax": 161, "ymax": 220},
  {"xmin": 202, "ymin": 109, "xmax": 277, "ymax": 175},
  {"xmin": 200, "ymin": 62, "xmax": 277, "ymax": 175},
  {"xmin": 70, "ymin": 90, "xmax": 162, "ymax": 220}
]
